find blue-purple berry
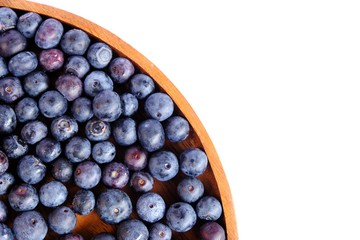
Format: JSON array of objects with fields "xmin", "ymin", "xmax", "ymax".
[
  {"xmin": 92, "ymin": 141, "xmax": 116, "ymax": 164},
  {"xmin": 8, "ymin": 184, "xmax": 39, "ymax": 212},
  {"xmin": 23, "ymin": 71, "xmax": 49, "ymax": 97},
  {"xmin": 0, "ymin": 7, "xmax": 17, "ymax": 32},
  {"xmin": 124, "ymin": 145, "xmax": 148, "ymax": 171},
  {"xmin": 39, "ymin": 180, "xmax": 68, "ymax": 208},
  {"xmin": 2, "ymin": 135, "xmax": 28, "ymax": 159},
  {"xmin": 51, "ymin": 115, "xmax": 78, "ymax": 141},
  {"xmin": 120, "ymin": 93, "xmax": 138, "ymax": 117},
  {"xmin": 112, "ymin": 117, "xmax": 137, "ymax": 146},
  {"xmin": 149, "ymin": 223, "xmax": 172, "ymax": 240},
  {"xmin": 165, "ymin": 116, "xmax": 190, "ymax": 142},
  {"xmin": 87, "ymin": 42, "xmax": 112, "ymax": 69},
  {"xmin": 51, "ymin": 157, "xmax": 73, "ymax": 183},
  {"xmin": 0, "ymin": 200, "xmax": 8, "ymax": 222},
  {"xmin": 177, "ymin": 177, "xmax": 204, "ymax": 203},
  {"xmin": 130, "ymin": 171, "xmax": 154, "ymax": 193},
  {"xmin": 71, "ymin": 97, "xmax": 94, "ymax": 123},
  {"xmin": 92, "ymin": 90, "xmax": 121, "ymax": 122},
  {"xmin": 130, "ymin": 73, "xmax": 155, "ymax": 99},
  {"xmin": 0, "ymin": 172, "xmax": 15, "ymax": 195},
  {"xmin": 116, "ymin": 219, "xmax": 149, "ymax": 240},
  {"xmin": 65, "ymin": 136, "xmax": 91, "ymax": 163},
  {"xmin": 145, "ymin": 92, "xmax": 174, "ymax": 122},
  {"xmin": 35, "ymin": 138, "xmax": 61, "ymax": 163},
  {"xmin": 0, "ymin": 105, "xmax": 16, "ymax": 134},
  {"xmin": 85, "ymin": 118, "xmax": 111, "ymax": 141},
  {"xmin": 8, "ymin": 51, "xmax": 38, "ymax": 77},
  {"xmin": 83, "ymin": 70, "xmax": 113, "ymax": 97},
  {"xmin": 72, "ymin": 189, "xmax": 95, "ymax": 215},
  {"xmin": 35, "ymin": 18, "xmax": 64, "ymax": 49},
  {"xmin": 0, "ymin": 76, "xmax": 24, "ymax": 103},
  {"xmin": 136, "ymin": 192, "xmax": 166, "ymax": 223},
  {"xmin": 13, "ymin": 210, "xmax": 48, "ymax": 240},
  {"xmin": 61, "ymin": 28, "xmax": 90, "ymax": 55},
  {"xmin": 74, "ymin": 161, "xmax": 101, "ymax": 189},
  {"xmin": 17, "ymin": 155, "xmax": 46, "ymax": 184},
  {"xmin": 17, "ymin": 11, "xmax": 42, "ymax": 38},
  {"xmin": 0, "ymin": 223, "xmax": 13, "ymax": 240},
  {"xmin": 39, "ymin": 90, "xmax": 68, "ymax": 118},
  {"xmin": 0, "ymin": 30, "xmax": 26, "ymax": 57},
  {"xmin": 102, "ymin": 162, "xmax": 129, "ymax": 189},
  {"xmin": 137, "ymin": 119, "xmax": 165, "ymax": 152},
  {"xmin": 148, "ymin": 150, "xmax": 179, "ymax": 181},
  {"xmin": 108, "ymin": 57, "xmax": 134, "ymax": 84},
  {"xmin": 21, "ymin": 120, "xmax": 48, "ymax": 145},
  {"xmin": 15, "ymin": 97, "xmax": 39, "ymax": 123},
  {"xmin": 39, "ymin": 48, "xmax": 64, "ymax": 72},
  {"xmin": 166, "ymin": 202, "xmax": 197, "ymax": 232},
  {"xmin": 64, "ymin": 56, "xmax": 90, "ymax": 78},
  {"xmin": 48, "ymin": 206, "xmax": 76, "ymax": 235},
  {"xmin": 55, "ymin": 74, "xmax": 83, "ymax": 101},
  {"xmin": 180, "ymin": 148, "xmax": 208, "ymax": 177},
  {"xmin": 196, "ymin": 196, "xmax": 223, "ymax": 221}
]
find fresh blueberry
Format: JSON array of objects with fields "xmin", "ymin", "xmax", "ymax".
[
  {"xmin": 130, "ymin": 171, "xmax": 154, "ymax": 193},
  {"xmin": 108, "ymin": 57, "xmax": 134, "ymax": 84},
  {"xmin": 74, "ymin": 160, "xmax": 101, "ymax": 189},
  {"xmin": 0, "ymin": 200, "xmax": 8, "ymax": 222},
  {"xmin": 72, "ymin": 189, "xmax": 95, "ymax": 215},
  {"xmin": 71, "ymin": 97, "xmax": 93, "ymax": 123},
  {"xmin": 129, "ymin": 73, "xmax": 155, "ymax": 99},
  {"xmin": 0, "ymin": 172, "xmax": 15, "ymax": 195},
  {"xmin": 51, "ymin": 157, "xmax": 73, "ymax": 183},
  {"xmin": 87, "ymin": 42, "xmax": 112, "ymax": 69},
  {"xmin": 0, "ymin": 7, "xmax": 17, "ymax": 32},
  {"xmin": 199, "ymin": 222, "xmax": 226, "ymax": 240},
  {"xmin": 35, "ymin": 138, "xmax": 61, "ymax": 163},
  {"xmin": 39, "ymin": 48, "xmax": 64, "ymax": 72},
  {"xmin": 0, "ymin": 151, "xmax": 8, "ymax": 175},
  {"xmin": 180, "ymin": 148, "xmax": 208, "ymax": 177},
  {"xmin": 8, "ymin": 51, "xmax": 38, "ymax": 77},
  {"xmin": 15, "ymin": 97, "xmax": 39, "ymax": 123},
  {"xmin": 137, "ymin": 119, "xmax": 165, "ymax": 152},
  {"xmin": 59, "ymin": 233, "xmax": 84, "ymax": 240},
  {"xmin": 165, "ymin": 116, "xmax": 190, "ymax": 142},
  {"xmin": 39, "ymin": 180, "xmax": 68, "ymax": 208},
  {"xmin": 92, "ymin": 90, "xmax": 121, "ymax": 122},
  {"xmin": 116, "ymin": 219, "xmax": 149, "ymax": 240},
  {"xmin": 0, "ymin": 29, "xmax": 26, "ymax": 57},
  {"xmin": 102, "ymin": 162, "xmax": 129, "ymax": 189},
  {"xmin": 124, "ymin": 145, "xmax": 148, "ymax": 171},
  {"xmin": 48, "ymin": 206, "xmax": 77, "ymax": 235},
  {"xmin": 149, "ymin": 223, "xmax": 172, "ymax": 240},
  {"xmin": 13, "ymin": 210, "xmax": 48, "ymax": 240},
  {"xmin": 51, "ymin": 115, "xmax": 78, "ymax": 141},
  {"xmin": 0, "ymin": 223, "xmax": 13, "ymax": 240},
  {"xmin": 166, "ymin": 202, "xmax": 197, "ymax": 232},
  {"xmin": 60, "ymin": 28, "xmax": 90, "ymax": 55},
  {"xmin": 64, "ymin": 56, "xmax": 90, "ymax": 78},
  {"xmin": 8, "ymin": 184, "xmax": 39, "ymax": 211},
  {"xmin": 39, "ymin": 90, "xmax": 68, "ymax": 118},
  {"xmin": 23, "ymin": 71, "xmax": 49, "ymax": 97},
  {"xmin": 83, "ymin": 70, "xmax": 113, "ymax": 97},
  {"xmin": 196, "ymin": 196, "xmax": 223, "ymax": 221},
  {"xmin": 177, "ymin": 177, "xmax": 204, "ymax": 203},
  {"xmin": 120, "ymin": 93, "xmax": 138, "ymax": 117},
  {"xmin": 0, "ymin": 105, "xmax": 16, "ymax": 134},
  {"xmin": 145, "ymin": 92, "xmax": 174, "ymax": 121},
  {"xmin": 0, "ymin": 76, "xmax": 24, "ymax": 103},
  {"xmin": 91, "ymin": 233, "xmax": 116, "ymax": 240},
  {"xmin": 16, "ymin": 11, "xmax": 42, "ymax": 38},
  {"xmin": 21, "ymin": 120, "xmax": 48, "ymax": 145},
  {"xmin": 2, "ymin": 135, "xmax": 28, "ymax": 159},
  {"xmin": 148, "ymin": 150, "xmax": 179, "ymax": 181},
  {"xmin": 112, "ymin": 118, "xmax": 137, "ymax": 146},
  {"xmin": 65, "ymin": 137, "xmax": 91, "ymax": 163},
  {"xmin": 85, "ymin": 118, "xmax": 111, "ymax": 141},
  {"xmin": 56, "ymin": 73, "xmax": 83, "ymax": 101},
  {"xmin": 17, "ymin": 155, "xmax": 46, "ymax": 184},
  {"xmin": 91, "ymin": 141, "xmax": 116, "ymax": 164},
  {"xmin": 96, "ymin": 188, "xmax": 132, "ymax": 224},
  {"xmin": 35, "ymin": 18, "xmax": 64, "ymax": 49},
  {"xmin": 136, "ymin": 192, "xmax": 166, "ymax": 223},
  {"xmin": 0, "ymin": 56, "xmax": 8, "ymax": 77}
]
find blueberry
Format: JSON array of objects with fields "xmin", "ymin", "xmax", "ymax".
[
  {"xmin": 51, "ymin": 115, "xmax": 78, "ymax": 141},
  {"xmin": 56, "ymin": 74, "xmax": 83, "ymax": 101},
  {"xmin": 165, "ymin": 116, "xmax": 190, "ymax": 142},
  {"xmin": 21, "ymin": 120, "xmax": 48, "ymax": 145},
  {"xmin": 65, "ymin": 136, "xmax": 91, "ymax": 163},
  {"xmin": 85, "ymin": 118, "xmax": 111, "ymax": 141},
  {"xmin": 64, "ymin": 56, "xmax": 90, "ymax": 78},
  {"xmin": 74, "ymin": 160, "xmax": 101, "ymax": 189},
  {"xmin": 2, "ymin": 135, "xmax": 28, "ymax": 160},
  {"xmin": 0, "ymin": 105, "xmax": 16, "ymax": 134},
  {"xmin": 39, "ymin": 180, "xmax": 68, "ymax": 207},
  {"xmin": 0, "ymin": 56, "xmax": 8, "ymax": 77},
  {"xmin": 83, "ymin": 70, "xmax": 113, "ymax": 97},
  {"xmin": 0, "ymin": 151, "xmax": 9, "ymax": 175},
  {"xmin": 17, "ymin": 11, "xmax": 42, "ymax": 38},
  {"xmin": 136, "ymin": 192, "xmax": 166, "ymax": 223},
  {"xmin": 91, "ymin": 233, "xmax": 116, "ymax": 240},
  {"xmin": 130, "ymin": 171, "xmax": 154, "ymax": 193},
  {"xmin": 13, "ymin": 210, "xmax": 48, "ymax": 240},
  {"xmin": 35, "ymin": 138, "xmax": 61, "ymax": 163},
  {"xmin": 8, "ymin": 51, "xmax": 38, "ymax": 77},
  {"xmin": 180, "ymin": 148, "xmax": 208, "ymax": 177},
  {"xmin": 96, "ymin": 188, "xmax": 132, "ymax": 224},
  {"xmin": 199, "ymin": 222, "xmax": 226, "ymax": 240},
  {"xmin": 48, "ymin": 206, "xmax": 77, "ymax": 235},
  {"xmin": 177, "ymin": 177, "xmax": 204, "ymax": 203},
  {"xmin": 93, "ymin": 90, "xmax": 121, "ymax": 122},
  {"xmin": 72, "ymin": 189, "xmax": 95, "ymax": 215},
  {"xmin": 102, "ymin": 162, "xmax": 129, "ymax": 189},
  {"xmin": 87, "ymin": 42, "xmax": 112, "ymax": 69},
  {"xmin": 59, "ymin": 233, "xmax": 84, "ymax": 240},
  {"xmin": 39, "ymin": 90, "xmax": 68, "ymax": 118},
  {"xmin": 166, "ymin": 202, "xmax": 197, "ymax": 232},
  {"xmin": 0, "ymin": 76, "xmax": 24, "ymax": 103},
  {"xmin": 0, "ymin": 223, "xmax": 14, "ymax": 240},
  {"xmin": 116, "ymin": 219, "xmax": 149, "ymax": 240},
  {"xmin": 35, "ymin": 18, "xmax": 64, "ymax": 49},
  {"xmin": 92, "ymin": 141, "xmax": 116, "ymax": 164},
  {"xmin": 71, "ymin": 97, "xmax": 93, "ymax": 123},
  {"xmin": 0, "ymin": 29, "xmax": 26, "ymax": 57},
  {"xmin": 8, "ymin": 184, "xmax": 39, "ymax": 211},
  {"xmin": 124, "ymin": 145, "xmax": 148, "ymax": 171},
  {"xmin": 148, "ymin": 150, "xmax": 179, "ymax": 181},
  {"xmin": 39, "ymin": 48, "xmax": 64, "ymax": 72},
  {"xmin": 17, "ymin": 155, "xmax": 46, "ymax": 184},
  {"xmin": 0, "ymin": 172, "xmax": 15, "ymax": 195},
  {"xmin": 108, "ymin": 57, "xmax": 134, "ymax": 84},
  {"xmin": 15, "ymin": 97, "xmax": 39, "ymax": 123},
  {"xmin": 61, "ymin": 28, "xmax": 90, "ymax": 55},
  {"xmin": 0, "ymin": 7, "xmax": 17, "ymax": 32},
  {"xmin": 0, "ymin": 200, "xmax": 8, "ymax": 222},
  {"xmin": 149, "ymin": 223, "xmax": 172, "ymax": 240},
  {"xmin": 51, "ymin": 157, "xmax": 73, "ymax": 183},
  {"xmin": 23, "ymin": 71, "xmax": 49, "ymax": 97},
  {"xmin": 130, "ymin": 73, "xmax": 155, "ymax": 99},
  {"xmin": 112, "ymin": 118, "xmax": 137, "ymax": 146},
  {"xmin": 196, "ymin": 196, "xmax": 223, "ymax": 221},
  {"xmin": 145, "ymin": 92, "xmax": 174, "ymax": 121},
  {"xmin": 120, "ymin": 93, "xmax": 138, "ymax": 117},
  {"xmin": 137, "ymin": 119, "xmax": 165, "ymax": 152}
]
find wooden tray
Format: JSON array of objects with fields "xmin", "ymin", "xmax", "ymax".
[{"xmin": 0, "ymin": 0, "xmax": 238, "ymax": 239}]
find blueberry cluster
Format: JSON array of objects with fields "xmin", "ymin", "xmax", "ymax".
[{"xmin": 0, "ymin": 6, "xmax": 225, "ymax": 240}]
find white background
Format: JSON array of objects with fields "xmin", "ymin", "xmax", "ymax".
[{"xmin": 30, "ymin": 0, "xmax": 360, "ymax": 239}]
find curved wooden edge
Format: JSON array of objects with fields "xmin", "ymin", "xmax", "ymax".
[{"xmin": 0, "ymin": 0, "xmax": 239, "ymax": 239}]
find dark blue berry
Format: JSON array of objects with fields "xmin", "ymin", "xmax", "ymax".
[
  {"xmin": 23, "ymin": 71, "xmax": 49, "ymax": 97},
  {"xmin": 0, "ymin": 76, "xmax": 24, "ymax": 103},
  {"xmin": 92, "ymin": 90, "xmax": 121, "ymax": 122},
  {"xmin": 74, "ymin": 161, "xmax": 101, "ymax": 189},
  {"xmin": 137, "ymin": 119, "xmax": 165, "ymax": 152},
  {"xmin": 51, "ymin": 115, "xmax": 78, "ymax": 141},
  {"xmin": 21, "ymin": 120, "xmax": 48, "ymax": 145},
  {"xmin": 39, "ymin": 48, "xmax": 64, "ymax": 72},
  {"xmin": 180, "ymin": 148, "xmax": 208, "ymax": 177},
  {"xmin": 35, "ymin": 138, "xmax": 61, "ymax": 163},
  {"xmin": 0, "ymin": 151, "xmax": 9, "ymax": 175},
  {"xmin": 149, "ymin": 223, "xmax": 172, "ymax": 240},
  {"xmin": 51, "ymin": 157, "xmax": 73, "ymax": 183},
  {"xmin": 136, "ymin": 192, "xmax": 166, "ymax": 223},
  {"xmin": 83, "ymin": 70, "xmax": 113, "ymax": 97},
  {"xmin": 0, "ymin": 29, "xmax": 26, "ymax": 57},
  {"xmin": 39, "ymin": 180, "xmax": 68, "ymax": 207},
  {"xmin": 116, "ymin": 219, "xmax": 149, "ymax": 240},
  {"xmin": 2, "ymin": 135, "xmax": 28, "ymax": 159},
  {"xmin": 165, "ymin": 116, "xmax": 190, "ymax": 142},
  {"xmin": 166, "ymin": 202, "xmax": 197, "ymax": 232},
  {"xmin": 124, "ymin": 145, "xmax": 148, "ymax": 171},
  {"xmin": 112, "ymin": 118, "xmax": 137, "ymax": 146},
  {"xmin": 13, "ymin": 210, "xmax": 48, "ymax": 240},
  {"xmin": 200, "ymin": 221, "xmax": 226, "ymax": 240},
  {"xmin": 0, "ymin": 172, "xmax": 15, "ymax": 195},
  {"xmin": 92, "ymin": 141, "xmax": 116, "ymax": 164},
  {"xmin": 196, "ymin": 196, "xmax": 223, "ymax": 221},
  {"xmin": 61, "ymin": 28, "xmax": 90, "ymax": 55},
  {"xmin": 177, "ymin": 177, "xmax": 204, "ymax": 203},
  {"xmin": 0, "ymin": 200, "xmax": 8, "ymax": 222},
  {"xmin": 0, "ymin": 7, "xmax": 17, "ymax": 32},
  {"xmin": 0, "ymin": 105, "xmax": 16, "ymax": 134},
  {"xmin": 71, "ymin": 97, "xmax": 93, "ymax": 123},
  {"xmin": 85, "ymin": 118, "xmax": 111, "ymax": 141},
  {"xmin": 87, "ymin": 42, "xmax": 112, "ymax": 69},
  {"xmin": 148, "ymin": 150, "xmax": 179, "ymax": 181},
  {"xmin": 17, "ymin": 155, "xmax": 46, "ymax": 184},
  {"xmin": 64, "ymin": 56, "xmax": 90, "ymax": 78},
  {"xmin": 91, "ymin": 233, "xmax": 115, "ymax": 240},
  {"xmin": 65, "ymin": 136, "xmax": 91, "ymax": 163},
  {"xmin": 35, "ymin": 18, "xmax": 64, "ymax": 49},
  {"xmin": 145, "ymin": 92, "xmax": 174, "ymax": 121},
  {"xmin": 0, "ymin": 223, "xmax": 13, "ymax": 240},
  {"xmin": 130, "ymin": 73, "xmax": 155, "ymax": 99},
  {"xmin": 56, "ymin": 74, "xmax": 83, "ymax": 101},
  {"xmin": 8, "ymin": 184, "xmax": 39, "ymax": 211},
  {"xmin": 0, "ymin": 56, "xmax": 8, "ymax": 77},
  {"xmin": 48, "ymin": 206, "xmax": 76, "ymax": 235},
  {"xmin": 72, "ymin": 189, "xmax": 95, "ymax": 215},
  {"xmin": 16, "ymin": 11, "xmax": 42, "ymax": 38},
  {"xmin": 59, "ymin": 233, "xmax": 84, "ymax": 240},
  {"xmin": 102, "ymin": 162, "xmax": 129, "ymax": 189},
  {"xmin": 108, "ymin": 57, "xmax": 134, "ymax": 84},
  {"xmin": 15, "ymin": 97, "xmax": 39, "ymax": 123},
  {"xmin": 8, "ymin": 51, "xmax": 38, "ymax": 77},
  {"xmin": 39, "ymin": 90, "xmax": 68, "ymax": 118},
  {"xmin": 120, "ymin": 93, "xmax": 138, "ymax": 117},
  {"xmin": 130, "ymin": 171, "xmax": 154, "ymax": 193}
]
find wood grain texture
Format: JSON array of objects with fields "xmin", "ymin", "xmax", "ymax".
[{"xmin": 0, "ymin": 0, "xmax": 239, "ymax": 239}]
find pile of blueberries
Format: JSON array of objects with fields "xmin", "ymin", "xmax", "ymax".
[{"xmin": 0, "ymin": 6, "xmax": 226, "ymax": 240}]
